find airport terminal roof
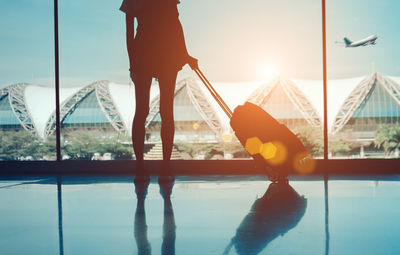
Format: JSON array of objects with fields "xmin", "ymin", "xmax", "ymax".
[{"xmin": 1, "ymin": 72, "xmax": 399, "ymax": 138}]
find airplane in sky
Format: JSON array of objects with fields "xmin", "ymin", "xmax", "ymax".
[{"xmin": 343, "ymin": 35, "xmax": 378, "ymax": 47}]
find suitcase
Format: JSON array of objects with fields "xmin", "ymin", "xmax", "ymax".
[{"xmin": 193, "ymin": 68, "xmax": 313, "ymax": 179}]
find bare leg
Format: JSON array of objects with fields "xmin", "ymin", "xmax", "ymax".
[
  {"xmin": 132, "ymin": 74, "xmax": 152, "ymax": 174},
  {"xmin": 158, "ymin": 71, "xmax": 178, "ymax": 174},
  {"xmin": 134, "ymin": 180, "xmax": 151, "ymax": 255},
  {"xmin": 159, "ymin": 181, "xmax": 176, "ymax": 255}
]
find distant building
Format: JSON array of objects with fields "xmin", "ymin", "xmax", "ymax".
[
  {"xmin": 247, "ymin": 77, "xmax": 321, "ymax": 130},
  {"xmin": 1, "ymin": 73, "xmax": 400, "ymax": 150},
  {"xmin": 331, "ymin": 73, "xmax": 400, "ymax": 141}
]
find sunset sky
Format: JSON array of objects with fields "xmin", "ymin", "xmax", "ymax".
[{"xmin": 1, "ymin": 0, "xmax": 400, "ymax": 87}]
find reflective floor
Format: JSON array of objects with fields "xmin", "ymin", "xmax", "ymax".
[{"xmin": 0, "ymin": 175, "xmax": 399, "ymax": 255}]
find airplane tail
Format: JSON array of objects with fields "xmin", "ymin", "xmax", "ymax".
[{"xmin": 343, "ymin": 37, "xmax": 352, "ymax": 47}]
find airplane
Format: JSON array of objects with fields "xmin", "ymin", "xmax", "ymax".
[{"xmin": 343, "ymin": 35, "xmax": 377, "ymax": 47}]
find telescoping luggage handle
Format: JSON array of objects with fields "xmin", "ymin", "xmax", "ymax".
[{"xmin": 193, "ymin": 68, "xmax": 233, "ymax": 119}]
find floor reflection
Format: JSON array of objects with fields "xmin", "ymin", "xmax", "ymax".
[
  {"xmin": 224, "ymin": 182, "xmax": 307, "ymax": 255},
  {"xmin": 134, "ymin": 179, "xmax": 176, "ymax": 255}
]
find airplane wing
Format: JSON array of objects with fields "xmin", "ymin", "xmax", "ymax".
[
  {"xmin": 367, "ymin": 38, "xmax": 377, "ymax": 45},
  {"xmin": 361, "ymin": 38, "xmax": 377, "ymax": 46}
]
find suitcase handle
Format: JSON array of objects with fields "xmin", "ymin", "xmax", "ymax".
[{"xmin": 193, "ymin": 68, "xmax": 233, "ymax": 119}]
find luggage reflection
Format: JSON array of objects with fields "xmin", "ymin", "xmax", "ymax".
[
  {"xmin": 224, "ymin": 182, "xmax": 307, "ymax": 255},
  {"xmin": 133, "ymin": 179, "xmax": 176, "ymax": 255}
]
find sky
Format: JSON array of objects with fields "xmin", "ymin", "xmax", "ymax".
[{"xmin": 1, "ymin": 0, "xmax": 400, "ymax": 88}]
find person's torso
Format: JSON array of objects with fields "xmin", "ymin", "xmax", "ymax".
[{"xmin": 136, "ymin": 0, "xmax": 180, "ymax": 33}]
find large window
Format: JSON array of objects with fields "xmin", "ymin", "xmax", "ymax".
[
  {"xmin": 0, "ymin": 0, "xmax": 55, "ymax": 160},
  {"xmin": 0, "ymin": 177, "xmax": 59, "ymax": 253},
  {"xmin": 53, "ymin": 0, "xmax": 324, "ymax": 161},
  {"xmin": 58, "ymin": 0, "xmax": 132, "ymax": 160},
  {"xmin": 327, "ymin": 0, "xmax": 400, "ymax": 158},
  {"xmin": 2, "ymin": 0, "xmax": 400, "ymax": 163}
]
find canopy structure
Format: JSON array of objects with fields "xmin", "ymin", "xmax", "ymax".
[
  {"xmin": 146, "ymin": 78, "xmax": 224, "ymax": 142},
  {"xmin": 0, "ymin": 83, "xmax": 36, "ymax": 135},
  {"xmin": 331, "ymin": 73, "xmax": 400, "ymax": 139},
  {"xmin": 247, "ymin": 77, "xmax": 321, "ymax": 130},
  {"xmin": 44, "ymin": 81, "xmax": 126, "ymax": 138},
  {"xmin": 1, "ymin": 73, "xmax": 400, "ymax": 143}
]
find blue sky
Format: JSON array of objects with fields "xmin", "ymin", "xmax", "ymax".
[{"xmin": 1, "ymin": 0, "xmax": 400, "ymax": 88}]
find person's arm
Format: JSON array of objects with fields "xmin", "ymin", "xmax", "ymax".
[
  {"xmin": 173, "ymin": 5, "xmax": 198, "ymax": 70},
  {"xmin": 125, "ymin": 14, "xmax": 135, "ymax": 74},
  {"xmin": 178, "ymin": 24, "xmax": 198, "ymax": 70}
]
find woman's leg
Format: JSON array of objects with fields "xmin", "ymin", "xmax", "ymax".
[
  {"xmin": 132, "ymin": 73, "xmax": 152, "ymax": 174},
  {"xmin": 158, "ymin": 71, "xmax": 178, "ymax": 172}
]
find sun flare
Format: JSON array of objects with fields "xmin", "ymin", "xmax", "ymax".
[{"xmin": 258, "ymin": 63, "xmax": 279, "ymax": 81}]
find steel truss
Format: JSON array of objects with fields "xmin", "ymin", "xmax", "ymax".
[
  {"xmin": 96, "ymin": 82, "xmax": 127, "ymax": 134},
  {"xmin": 44, "ymin": 81, "xmax": 126, "ymax": 138},
  {"xmin": 0, "ymin": 87, "xmax": 8, "ymax": 100},
  {"xmin": 247, "ymin": 78, "xmax": 277, "ymax": 106},
  {"xmin": 247, "ymin": 77, "xmax": 321, "ymax": 127},
  {"xmin": 281, "ymin": 79, "xmax": 321, "ymax": 127},
  {"xmin": 146, "ymin": 78, "xmax": 223, "ymax": 135},
  {"xmin": 6, "ymin": 83, "xmax": 37, "ymax": 135},
  {"xmin": 331, "ymin": 73, "xmax": 400, "ymax": 134}
]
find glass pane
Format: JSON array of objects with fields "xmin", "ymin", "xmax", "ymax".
[
  {"xmin": 58, "ymin": 0, "xmax": 134, "ymax": 160},
  {"xmin": 328, "ymin": 179, "xmax": 400, "ymax": 253},
  {"xmin": 0, "ymin": 0, "xmax": 55, "ymax": 160},
  {"xmin": 177, "ymin": 0, "xmax": 324, "ymax": 162},
  {"xmin": 327, "ymin": 0, "xmax": 400, "ymax": 158},
  {"xmin": 59, "ymin": 0, "xmax": 323, "ymax": 168},
  {"xmin": 0, "ymin": 177, "xmax": 59, "ymax": 254},
  {"xmin": 61, "ymin": 176, "xmax": 135, "ymax": 253}
]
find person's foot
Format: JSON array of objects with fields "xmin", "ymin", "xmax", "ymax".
[
  {"xmin": 134, "ymin": 177, "xmax": 150, "ymax": 199},
  {"xmin": 158, "ymin": 178, "xmax": 174, "ymax": 199}
]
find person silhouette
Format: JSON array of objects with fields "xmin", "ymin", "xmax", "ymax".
[
  {"xmin": 223, "ymin": 182, "xmax": 307, "ymax": 255},
  {"xmin": 133, "ymin": 179, "xmax": 176, "ymax": 255},
  {"xmin": 159, "ymin": 179, "xmax": 176, "ymax": 255},
  {"xmin": 120, "ymin": 0, "xmax": 198, "ymax": 181},
  {"xmin": 133, "ymin": 179, "xmax": 151, "ymax": 255}
]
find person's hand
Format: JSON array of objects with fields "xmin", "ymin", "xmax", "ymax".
[{"xmin": 187, "ymin": 56, "xmax": 199, "ymax": 70}]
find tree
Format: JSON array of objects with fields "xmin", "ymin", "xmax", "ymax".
[
  {"xmin": 375, "ymin": 125, "xmax": 400, "ymax": 156},
  {"xmin": 0, "ymin": 130, "xmax": 43, "ymax": 160},
  {"xmin": 294, "ymin": 125, "xmax": 352, "ymax": 156},
  {"xmin": 293, "ymin": 126, "xmax": 324, "ymax": 156},
  {"xmin": 98, "ymin": 135, "xmax": 133, "ymax": 160},
  {"xmin": 62, "ymin": 132, "xmax": 134, "ymax": 160},
  {"xmin": 63, "ymin": 132, "xmax": 102, "ymax": 160}
]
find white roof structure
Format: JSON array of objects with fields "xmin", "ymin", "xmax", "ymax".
[
  {"xmin": 196, "ymin": 79, "xmax": 265, "ymax": 132},
  {"xmin": 146, "ymin": 78, "xmax": 225, "ymax": 135},
  {"xmin": 1, "ymin": 73, "xmax": 399, "ymax": 139},
  {"xmin": 247, "ymin": 77, "xmax": 321, "ymax": 128},
  {"xmin": 292, "ymin": 76, "xmax": 366, "ymax": 130},
  {"xmin": 24, "ymin": 85, "xmax": 80, "ymax": 137},
  {"xmin": 330, "ymin": 73, "xmax": 400, "ymax": 134}
]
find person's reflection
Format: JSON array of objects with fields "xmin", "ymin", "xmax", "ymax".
[
  {"xmin": 134, "ymin": 179, "xmax": 151, "ymax": 255},
  {"xmin": 224, "ymin": 182, "xmax": 307, "ymax": 255},
  {"xmin": 159, "ymin": 180, "xmax": 176, "ymax": 255},
  {"xmin": 133, "ymin": 179, "xmax": 176, "ymax": 255}
]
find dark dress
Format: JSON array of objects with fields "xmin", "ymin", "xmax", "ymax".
[{"xmin": 120, "ymin": 0, "xmax": 189, "ymax": 78}]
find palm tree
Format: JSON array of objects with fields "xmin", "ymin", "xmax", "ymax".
[{"xmin": 375, "ymin": 125, "xmax": 400, "ymax": 157}]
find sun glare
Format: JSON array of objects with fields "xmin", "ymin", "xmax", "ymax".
[{"xmin": 258, "ymin": 64, "xmax": 279, "ymax": 81}]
